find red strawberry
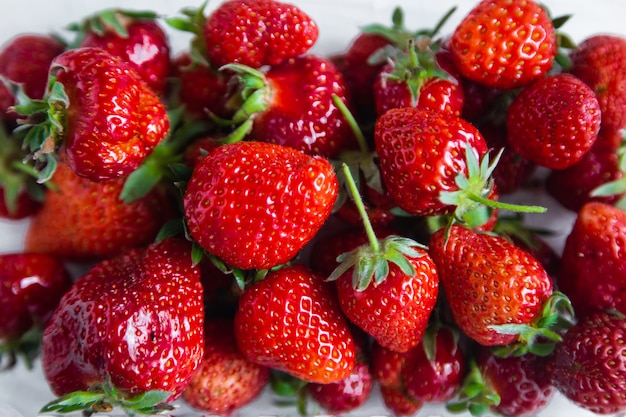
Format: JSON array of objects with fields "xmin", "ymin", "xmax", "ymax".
[
  {"xmin": 40, "ymin": 238, "xmax": 205, "ymax": 415},
  {"xmin": 24, "ymin": 160, "xmax": 173, "ymax": 262},
  {"xmin": 233, "ymin": 264, "xmax": 356, "ymax": 384},
  {"xmin": 14, "ymin": 47, "xmax": 169, "ymax": 183},
  {"xmin": 182, "ymin": 319, "xmax": 269, "ymax": 414},
  {"xmin": 449, "ymin": 0, "xmax": 556, "ymax": 89},
  {"xmin": 183, "ymin": 141, "xmax": 338, "ymax": 271},
  {"xmin": 429, "ymin": 225, "xmax": 565, "ymax": 353},
  {"xmin": 222, "ymin": 54, "xmax": 356, "ymax": 157},
  {"xmin": 0, "ymin": 253, "xmax": 72, "ymax": 369},
  {"xmin": 506, "ymin": 73, "xmax": 601, "ymax": 170},
  {"xmin": 370, "ymin": 341, "xmax": 409, "ymax": 389},
  {"xmin": 73, "ymin": 9, "xmax": 171, "ymax": 94},
  {"xmin": 548, "ymin": 311, "xmax": 626, "ymax": 415},
  {"xmin": 203, "ymin": 0, "xmax": 318, "ymax": 69},
  {"xmin": 380, "ymin": 385, "xmax": 423, "ymax": 416},
  {"xmin": 558, "ymin": 201, "xmax": 626, "ymax": 318}
]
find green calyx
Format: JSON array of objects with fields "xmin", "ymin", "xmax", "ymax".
[
  {"xmin": 166, "ymin": 1, "xmax": 211, "ymax": 67},
  {"xmin": 489, "ymin": 291, "xmax": 575, "ymax": 357},
  {"xmin": 446, "ymin": 359, "xmax": 500, "ymax": 416},
  {"xmin": 590, "ymin": 129, "xmax": 626, "ymax": 210},
  {"xmin": 0, "ymin": 325, "xmax": 43, "ymax": 371},
  {"xmin": 327, "ymin": 163, "xmax": 426, "ymax": 290},
  {"xmin": 40, "ymin": 377, "xmax": 173, "ymax": 417}
]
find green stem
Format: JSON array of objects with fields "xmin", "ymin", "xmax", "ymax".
[
  {"xmin": 341, "ymin": 163, "xmax": 380, "ymax": 253},
  {"xmin": 468, "ymin": 193, "xmax": 547, "ymax": 214},
  {"xmin": 332, "ymin": 94, "xmax": 369, "ymax": 154}
]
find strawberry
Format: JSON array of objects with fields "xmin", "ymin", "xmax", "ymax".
[
  {"xmin": 548, "ymin": 311, "xmax": 626, "ymax": 415},
  {"xmin": 449, "ymin": 0, "xmax": 556, "ymax": 90},
  {"xmin": 220, "ymin": 55, "xmax": 356, "ymax": 157},
  {"xmin": 183, "ymin": 141, "xmax": 338, "ymax": 271},
  {"xmin": 0, "ymin": 33, "xmax": 65, "ymax": 123},
  {"xmin": 0, "ymin": 253, "xmax": 72, "ymax": 369},
  {"xmin": 558, "ymin": 201, "xmax": 626, "ymax": 318},
  {"xmin": 506, "ymin": 73, "xmax": 601, "ymax": 170},
  {"xmin": 24, "ymin": 159, "xmax": 173, "ymax": 262},
  {"xmin": 13, "ymin": 47, "xmax": 169, "ymax": 183},
  {"xmin": 380, "ymin": 385, "xmax": 423, "ymax": 416},
  {"xmin": 40, "ymin": 238, "xmax": 205, "ymax": 415},
  {"xmin": 202, "ymin": 0, "xmax": 318, "ymax": 69},
  {"xmin": 233, "ymin": 264, "xmax": 356, "ymax": 384},
  {"xmin": 182, "ymin": 319, "xmax": 269, "ymax": 414},
  {"xmin": 72, "ymin": 9, "xmax": 171, "ymax": 94},
  {"xmin": 370, "ymin": 341, "xmax": 410, "ymax": 390},
  {"xmin": 429, "ymin": 224, "xmax": 568, "ymax": 354}
]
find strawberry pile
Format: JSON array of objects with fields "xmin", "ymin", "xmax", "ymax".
[{"xmin": 0, "ymin": 0, "xmax": 625, "ymax": 416}]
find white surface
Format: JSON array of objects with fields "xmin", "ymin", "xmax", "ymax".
[{"xmin": 0, "ymin": 1, "xmax": 622, "ymax": 416}]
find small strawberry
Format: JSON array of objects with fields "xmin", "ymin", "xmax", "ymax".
[
  {"xmin": 40, "ymin": 238, "xmax": 205, "ymax": 415},
  {"xmin": 183, "ymin": 141, "xmax": 338, "ymax": 271},
  {"xmin": 506, "ymin": 73, "xmax": 601, "ymax": 170},
  {"xmin": 548, "ymin": 311, "xmax": 626, "ymax": 415},
  {"xmin": 182, "ymin": 319, "xmax": 269, "ymax": 414},
  {"xmin": 370, "ymin": 340, "xmax": 410, "ymax": 390},
  {"xmin": 380, "ymin": 385, "xmax": 423, "ymax": 416},
  {"xmin": 202, "ymin": 0, "xmax": 318, "ymax": 69},
  {"xmin": 233, "ymin": 264, "xmax": 356, "ymax": 384},
  {"xmin": 558, "ymin": 201, "xmax": 626, "ymax": 318},
  {"xmin": 0, "ymin": 252, "xmax": 72, "ymax": 369},
  {"xmin": 24, "ymin": 159, "xmax": 173, "ymax": 262},
  {"xmin": 449, "ymin": 0, "xmax": 556, "ymax": 89},
  {"xmin": 70, "ymin": 9, "xmax": 171, "ymax": 94},
  {"xmin": 429, "ymin": 224, "xmax": 570, "ymax": 354}
]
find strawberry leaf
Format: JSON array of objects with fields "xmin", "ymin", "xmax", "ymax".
[{"xmin": 40, "ymin": 392, "xmax": 107, "ymax": 414}]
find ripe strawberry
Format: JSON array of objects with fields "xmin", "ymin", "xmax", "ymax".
[
  {"xmin": 558, "ymin": 201, "xmax": 626, "ymax": 317},
  {"xmin": 429, "ymin": 225, "xmax": 565, "ymax": 353},
  {"xmin": 72, "ymin": 9, "xmax": 171, "ymax": 94},
  {"xmin": 24, "ymin": 160, "xmax": 173, "ymax": 261},
  {"xmin": 13, "ymin": 47, "xmax": 169, "ymax": 182},
  {"xmin": 548, "ymin": 311, "xmax": 626, "ymax": 415},
  {"xmin": 183, "ymin": 141, "xmax": 338, "ymax": 271},
  {"xmin": 506, "ymin": 73, "xmax": 601, "ymax": 170},
  {"xmin": 0, "ymin": 253, "xmax": 72, "ymax": 369},
  {"xmin": 40, "ymin": 238, "xmax": 205, "ymax": 415},
  {"xmin": 222, "ymin": 54, "xmax": 356, "ymax": 157},
  {"xmin": 202, "ymin": 0, "xmax": 318, "ymax": 69},
  {"xmin": 0, "ymin": 33, "xmax": 65, "ymax": 122},
  {"xmin": 370, "ymin": 340, "xmax": 410, "ymax": 389},
  {"xmin": 233, "ymin": 264, "xmax": 356, "ymax": 384},
  {"xmin": 380, "ymin": 385, "xmax": 423, "ymax": 416},
  {"xmin": 449, "ymin": 0, "xmax": 556, "ymax": 89},
  {"xmin": 182, "ymin": 319, "xmax": 269, "ymax": 414}
]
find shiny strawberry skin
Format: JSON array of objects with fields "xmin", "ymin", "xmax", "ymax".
[
  {"xmin": 24, "ymin": 161, "xmax": 173, "ymax": 261},
  {"xmin": 449, "ymin": 0, "xmax": 556, "ymax": 89},
  {"xmin": 334, "ymin": 245, "xmax": 439, "ymax": 352},
  {"xmin": 203, "ymin": 0, "xmax": 318, "ymax": 68},
  {"xmin": 380, "ymin": 385, "xmax": 423, "ymax": 416},
  {"xmin": 307, "ymin": 361, "xmax": 373, "ymax": 413},
  {"xmin": 0, "ymin": 187, "xmax": 40, "ymax": 220},
  {"xmin": 233, "ymin": 265, "xmax": 356, "ymax": 384},
  {"xmin": 558, "ymin": 202, "xmax": 626, "ymax": 318},
  {"xmin": 548, "ymin": 311, "xmax": 626, "ymax": 415},
  {"xmin": 41, "ymin": 238, "xmax": 205, "ymax": 400},
  {"xmin": 182, "ymin": 319, "xmax": 269, "ymax": 414},
  {"xmin": 251, "ymin": 54, "xmax": 356, "ymax": 157},
  {"xmin": 183, "ymin": 141, "xmax": 338, "ymax": 270},
  {"xmin": 374, "ymin": 107, "xmax": 488, "ymax": 216},
  {"xmin": 429, "ymin": 225, "xmax": 553, "ymax": 346},
  {"xmin": 0, "ymin": 253, "xmax": 72, "ymax": 342},
  {"xmin": 506, "ymin": 73, "xmax": 601, "ymax": 170},
  {"xmin": 51, "ymin": 47, "xmax": 169, "ymax": 181}
]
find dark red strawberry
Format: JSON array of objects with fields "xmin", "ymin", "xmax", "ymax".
[
  {"xmin": 40, "ymin": 238, "xmax": 205, "ymax": 415},
  {"xmin": 183, "ymin": 141, "xmax": 338, "ymax": 271},
  {"xmin": 234, "ymin": 264, "xmax": 356, "ymax": 384},
  {"xmin": 506, "ymin": 73, "xmax": 601, "ymax": 170},
  {"xmin": 449, "ymin": 0, "xmax": 556, "ymax": 89},
  {"xmin": 380, "ymin": 385, "xmax": 423, "ymax": 416},
  {"xmin": 0, "ymin": 253, "xmax": 72, "ymax": 369},
  {"xmin": 182, "ymin": 319, "xmax": 269, "ymax": 414}
]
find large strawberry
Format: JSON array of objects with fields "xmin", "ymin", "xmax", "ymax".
[
  {"xmin": 40, "ymin": 238, "xmax": 205, "ymax": 415},
  {"xmin": 558, "ymin": 201, "xmax": 626, "ymax": 317},
  {"xmin": 202, "ymin": 0, "xmax": 318, "ymax": 69},
  {"xmin": 449, "ymin": 0, "xmax": 556, "ymax": 89},
  {"xmin": 234, "ymin": 264, "xmax": 356, "ymax": 384},
  {"xmin": 429, "ymin": 224, "xmax": 569, "ymax": 354},
  {"xmin": 506, "ymin": 73, "xmax": 601, "ymax": 170},
  {"xmin": 183, "ymin": 141, "xmax": 338, "ymax": 271},
  {"xmin": 0, "ymin": 253, "xmax": 72, "ymax": 369},
  {"xmin": 548, "ymin": 311, "xmax": 626, "ymax": 415},
  {"xmin": 13, "ymin": 47, "xmax": 169, "ymax": 182}
]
